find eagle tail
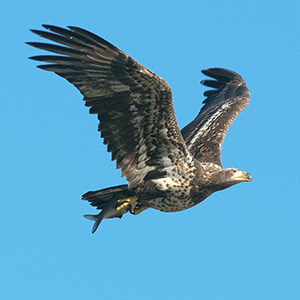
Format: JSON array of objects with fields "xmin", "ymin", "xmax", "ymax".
[{"xmin": 82, "ymin": 184, "xmax": 134, "ymax": 210}]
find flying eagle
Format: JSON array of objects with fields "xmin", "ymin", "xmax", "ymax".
[{"xmin": 28, "ymin": 25, "xmax": 252, "ymax": 233}]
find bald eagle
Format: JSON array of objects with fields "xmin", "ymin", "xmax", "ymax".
[{"xmin": 28, "ymin": 25, "xmax": 252, "ymax": 233}]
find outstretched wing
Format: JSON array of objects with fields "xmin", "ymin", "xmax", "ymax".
[
  {"xmin": 181, "ymin": 68, "xmax": 250, "ymax": 167},
  {"xmin": 28, "ymin": 25, "xmax": 191, "ymax": 188}
]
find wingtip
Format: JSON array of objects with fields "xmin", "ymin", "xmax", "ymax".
[
  {"xmin": 201, "ymin": 68, "xmax": 242, "ymax": 81},
  {"xmin": 42, "ymin": 24, "xmax": 63, "ymax": 31},
  {"xmin": 42, "ymin": 24, "xmax": 52, "ymax": 29}
]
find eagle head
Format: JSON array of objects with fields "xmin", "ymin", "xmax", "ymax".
[{"xmin": 209, "ymin": 168, "xmax": 252, "ymax": 191}]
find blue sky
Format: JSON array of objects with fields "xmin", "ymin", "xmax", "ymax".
[{"xmin": 1, "ymin": 1, "xmax": 300, "ymax": 299}]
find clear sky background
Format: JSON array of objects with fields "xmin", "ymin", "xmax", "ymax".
[{"xmin": 1, "ymin": 1, "xmax": 300, "ymax": 299}]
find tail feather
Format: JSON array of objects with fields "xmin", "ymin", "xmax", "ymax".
[{"xmin": 82, "ymin": 184, "xmax": 134, "ymax": 209}]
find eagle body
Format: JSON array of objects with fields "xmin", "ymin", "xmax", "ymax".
[{"xmin": 28, "ymin": 25, "xmax": 252, "ymax": 232}]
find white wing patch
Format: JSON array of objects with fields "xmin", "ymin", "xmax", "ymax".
[{"xmin": 188, "ymin": 102, "xmax": 231, "ymax": 149}]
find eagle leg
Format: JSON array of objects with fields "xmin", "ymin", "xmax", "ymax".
[{"xmin": 131, "ymin": 205, "xmax": 149, "ymax": 215}]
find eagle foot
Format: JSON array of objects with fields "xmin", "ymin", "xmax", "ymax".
[
  {"xmin": 116, "ymin": 201, "xmax": 131, "ymax": 211},
  {"xmin": 117, "ymin": 196, "xmax": 138, "ymax": 213},
  {"xmin": 117, "ymin": 196, "xmax": 148, "ymax": 215}
]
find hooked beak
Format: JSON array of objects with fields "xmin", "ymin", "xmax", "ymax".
[{"xmin": 232, "ymin": 171, "xmax": 252, "ymax": 182}]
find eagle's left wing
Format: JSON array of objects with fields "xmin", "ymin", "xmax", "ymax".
[{"xmin": 181, "ymin": 68, "xmax": 250, "ymax": 167}]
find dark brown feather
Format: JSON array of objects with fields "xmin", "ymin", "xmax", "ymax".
[{"xmin": 82, "ymin": 184, "xmax": 134, "ymax": 209}]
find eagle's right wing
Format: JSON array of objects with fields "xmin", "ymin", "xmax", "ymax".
[{"xmin": 28, "ymin": 25, "xmax": 192, "ymax": 188}]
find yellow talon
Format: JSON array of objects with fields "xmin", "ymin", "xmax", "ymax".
[
  {"xmin": 117, "ymin": 196, "xmax": 148, "ymax": 215},
  {"xmin": 117, "ymin": 196, "xmax": 138, "ymax": 212},
  {"xmin": 116, "ymin": 202, "xmax": 130, "ymax": 211}
]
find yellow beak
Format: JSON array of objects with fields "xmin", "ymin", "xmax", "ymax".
[{"xmin": 232, "ymin": 171, "xmax": 252, "ymax": 182}]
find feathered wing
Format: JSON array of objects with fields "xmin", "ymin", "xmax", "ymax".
[
  {"xmin": 181, "ymin": 68, "xmax": 250, "ymax": 167},
  {"xmin": 28, "ymin": 25, "xmax": 191, "ymax": 188}
]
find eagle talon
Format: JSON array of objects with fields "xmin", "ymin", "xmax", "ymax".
[
  {"xmin": 116, "ymin": 202, "xmax": 130, "ymax": 211},
  {"xmin": 117, "ymin": 196, "xmax": 148, "ymax": 215},
  {"xmin": 117, "ymin": 196, "xmax": 138, "ymax": 213}
]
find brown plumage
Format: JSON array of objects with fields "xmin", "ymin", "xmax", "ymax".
[{"xmin": 28, "ymin": 25, "xmax": 252, "ymax": 233}]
